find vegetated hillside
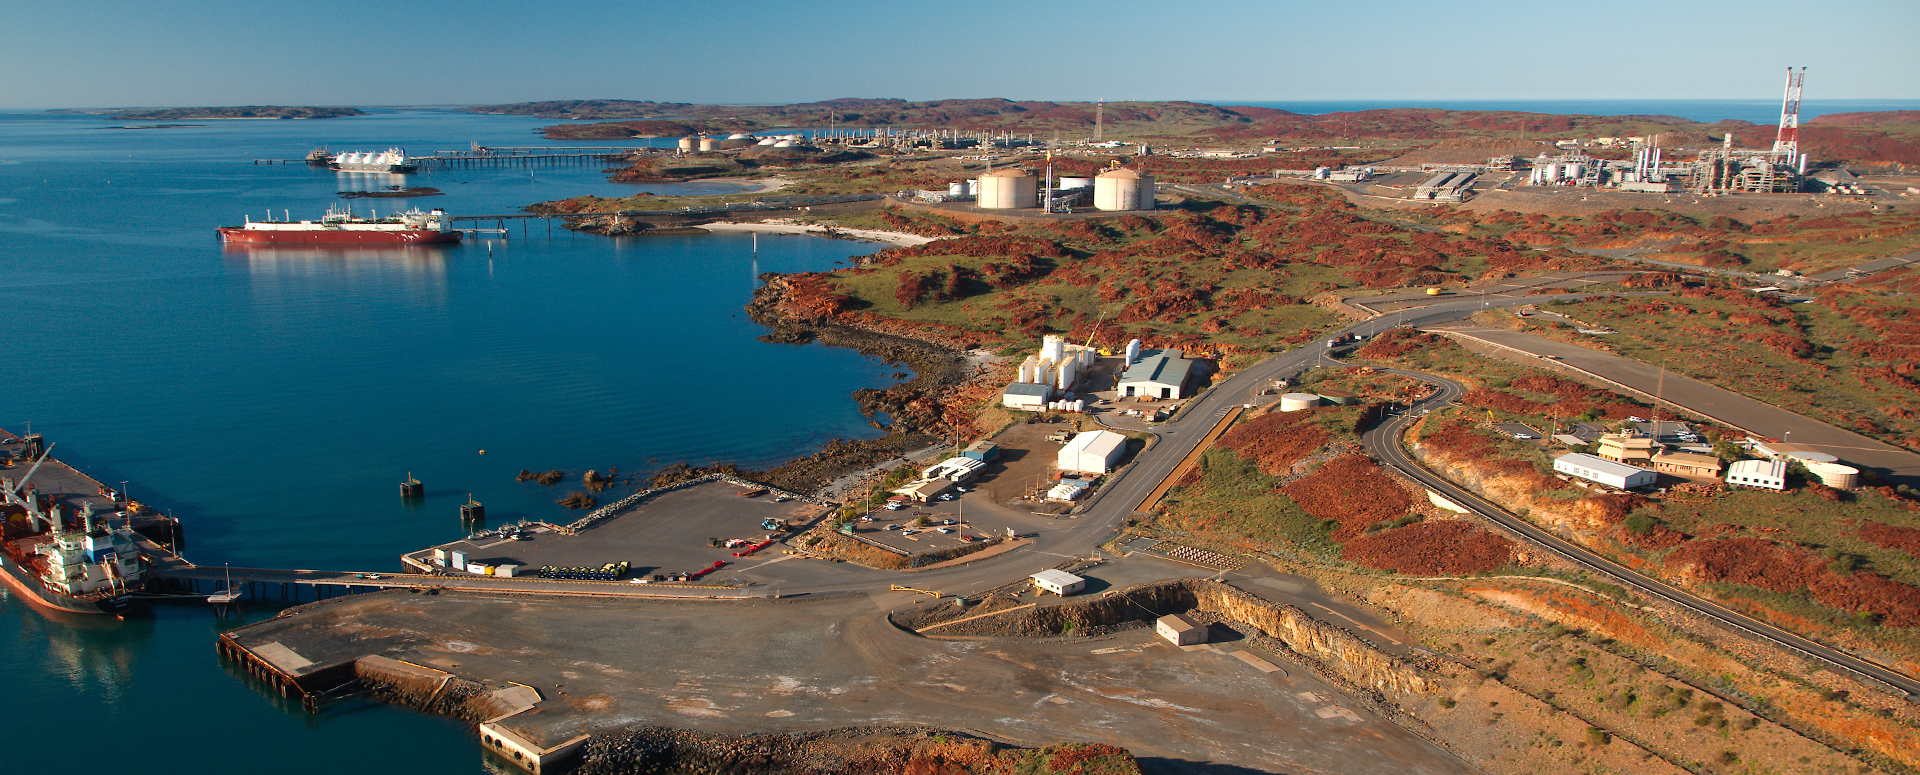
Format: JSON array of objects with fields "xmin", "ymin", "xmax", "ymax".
[
  {"xmin": 1811, "ymin": 110, "xmax": 1920, "ymax": 127},
  {"xmin": 1424, "ymin": 204, "xmax": 1920, "ymax": 276},
  {"xmin": 1539, "ymin": 284, "xmax": 1920, "ymax": 451},
  {"xmin": 785, "ymin": 190, "xmax": 1607, "ymax": 359},
  {"xmin": 106, "ymin": 106, "xmax": 363, "ymax": 120},
  {"xmin": 1154, "ymin": 400, "xmax": 1515, "ymax": 575}
]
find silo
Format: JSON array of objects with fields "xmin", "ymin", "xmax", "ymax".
[
  {"xmin": 678, "ymin": 136, "xmax": 698, "ymax": 152},
  {"xmin": 948, "ymin": 181, "xmax": 968, "ymax": 197},
  {"xmin": 1807, "ymin": 462, "xmax": 1860, "ymax": 489},
  {"xmin": 977, "ymin": 168, "xmax": 1037, "ymax": 209},
  {"xmin": 1541, "ymin": 164, "xmax": 1561, "ymax": 183},
  {"xmin": 1042, "ymin": 334, "xmax": 1065, "ymax": 363},
  {"xmin": 1279, "ymin": 393, "xmax": 1320, "ymax": 412},
  {"xmin": 1125, "ymin": 339, "xmax": 1142, "ymax": 365},
  {"xmin": 1314, "ymin": 167, "xmax": 1330, "ymax": 179}
]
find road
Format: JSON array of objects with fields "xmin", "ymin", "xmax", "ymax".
[
  {"xmin": 1438, "ymin": 326, "xmax": 1920, "ymax": 488},
  {"xmin": 1361, "ymin": 367, "xmax": 1920, "ymax": 698}
]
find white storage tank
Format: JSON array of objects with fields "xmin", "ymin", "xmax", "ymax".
[
  {"xmin": 727, "ymin": 132, "xmax": 752, "ymax": 140},
  {"xmin": 1806, "ymin": 461, "xmax": 1860, "ymax": 489},
  {"xmin": 1093, "ymin": 168, "xmax": 1155, "ymax": 211},
  {"xmin": 1059, "ymin": 177, "xmax": 1093, "ymax": 190},
  {"xmin": 1279, "ymin": 393, "xmax": 1320, "ymax": 412},
  {"xmin": 1125, "ymin": 339, "xmax": 1142, "ymax": 365},
  {"xmin": 949, "ymin": 181, "xmax": 967, "ymax": 197},
  {"xmin": 977, "ymin": 168, "xmax": 1038, "ymax": 209},
  {"xmin": 699, "ymin": 137, "xmax": 718, "ymax": 152},
  {"xmin": 678, "ymin": 136, "xmax": 698, "ymax": 151},
  {"xmin": 965, "ymin": 180, "xmax": 978, "ymax": 195},
  {"xmin": 1541, "ymin": 164, "xmax": 1560, "ymax": 183},
  {"xmin": 756, "ymin": 137, "xmax": 778, "ymax": 146}
]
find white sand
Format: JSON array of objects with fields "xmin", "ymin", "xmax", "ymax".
[{"xmin": 700, "ymin": 219, "xmax": 938, "ymax": 247}]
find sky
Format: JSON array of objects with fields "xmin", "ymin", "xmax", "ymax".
[{"xmin": 2, "ymin": 0, "xmax": 1915, "ymax": 109}]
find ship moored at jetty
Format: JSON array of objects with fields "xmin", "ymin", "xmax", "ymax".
[
  {"xmin": 329, "ymin": 148, "xmax": 419, "ymax": 173},
  {"xmin": 0, "ymin": 435, "xmax": 154, "ymax": 615},
  {"xmin": 217, "ymin": 206, "xmax": 463, "ymax": 245}
]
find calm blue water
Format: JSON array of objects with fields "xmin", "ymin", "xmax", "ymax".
[
  {"xmin": 0, "ymin": 109, "xmax": 893, "ymax": 772},
  {"xmin": 1211, "ymin": 99, "xmax": 1920, "ymax": 125}
]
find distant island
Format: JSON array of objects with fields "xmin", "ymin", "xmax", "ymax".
[{"xmin": 101, "ymin": 106, "xmax": 364, "ymax": 120}]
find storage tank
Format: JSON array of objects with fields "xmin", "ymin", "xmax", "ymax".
[
  {"xmin": 772, "ymin": 139, "xmax": 795, "ymax": 148},
  {"xmin": 1125, "ymin": 339, "xmax": 1142, "ymax": 365},
  {"xmin": 1540, "ymin": 164, "xmax": 1560, "ymax": 183},
  {"xmin": 1041, "ymin": 334, "xmax": 1065, "ymax": 363},
  {"xmin": 1094, "ymin": 168, "xmax": 1154, "ymax": 211},
  {"xmin": 965, "ymin": 180, "xmax": 978, "ymax": 195},
  {"xmin": 1059, "ymin": 177, "xmax": 1093, "ymax": 190},
  {"xmin": 756, "ymin": 137, "xmax": 778, "ymax": 146},
  {"xmin": 949, "ymin": 181, "xmax": 967, "ymax": 197},
  {"xmin": 977, "ymin": 168, "xmax": 1038, "ymax": 209},
  {"xmin": 678, "ymin": 136, "xmax": 698, "ymax": 151},
  {"xmin": 1564, "ymin": 163, "xmax": 1585, "ymax": 179},
  {"xmin": 1279, "ymin": 393, "xmax": 1320, "ymax": 412},
  {"xmin": 1806, "ymin": 461, "xmax": 1860, "ymax": 489},
  {"xmin": 727, "ymin": 132, "xmax": 752, "ymax": 140},
  {"xmin": 699, "ymin": 137, "xmax": 718, "ymax": 152},
  {"xmin": 1314, "ymin": 166, "xmax": 1330, "ymax": 180}
]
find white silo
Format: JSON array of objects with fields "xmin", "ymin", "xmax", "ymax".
[
  {"xmin": 1125, "ymin": 339, "xmax": 1142, "ymax": 365},
  {"xmin": 1041, "ymin": 334, "xmax": 1066, "ymax": 363},
  {"xmin": 977, "ymin": 168, "xmax": 1038, "ymax": 209},
  {"xmin": 1541, "ymin": 164, "xmax": 1561, "ymax": 183},
  {"xmin": 1314, "ymin": 167, "xmax": 1331, "ymax": 180},
  {"xmin": 965, "ymin": 180, "xmax": 978, "ymax": 195},
  {"xmin": 678, "ymin": 136, "xmax": 698, "ymax": 152},
  {"xmin": 1056, "ymin": 358, "xmax": 1076, "ymax": 390},
  {"xmin": 948, "ymin": 181, "xmax": 967, "ymax": 197}
]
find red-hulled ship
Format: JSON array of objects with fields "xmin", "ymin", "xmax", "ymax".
[
  {"xmin": 1, "ymin": 436, "xmax": 148, "ymax": 615},
  {"xmin": 217, "ymin": 206, "xmax": 462, "ymax": 245}
]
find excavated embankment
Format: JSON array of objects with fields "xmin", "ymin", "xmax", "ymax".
[
  {"xmin": 574, "ymin": 726, "xmax": 1140, "ymax": 775},
  {"xmin": 902, "ymin": 579, "xmax": 1432, "ymax": 700}
]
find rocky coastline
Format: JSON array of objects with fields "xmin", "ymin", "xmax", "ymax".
[{"xmin": 573, "ymin": 726, "xmax": 1140, "ymax": 775}]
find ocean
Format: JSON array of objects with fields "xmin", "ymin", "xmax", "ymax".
[{"xmin": 0, "ymin": 109, "xmax": 896, "ymax": 773}]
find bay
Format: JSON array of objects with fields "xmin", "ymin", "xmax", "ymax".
[{"xmin": 0, "ymin": 109, "xmax": 894, "ymax": 772}]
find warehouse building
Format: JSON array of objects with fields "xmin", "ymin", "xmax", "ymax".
[
  {"xmin": 1030, "ymin": 569, "xmax": 1086, "ymax": 596},
  {"xmin": 1118, "ymin": 349, "xmax": 1193, "ymax": 400},
  {"xmin": 1726, "ymin": 459, "xmax": 1787, "ymax": 491},
  {"xmin": 1002, "ymin": 381, "xmax": 1050, "ymax": 411},
  {"xmin": 1057, "ymin": 430, "xmax": 1128, "ymax": 474},
  {"xmin": 922, "ymin": 457, "xmax": 985, "ymax": 483},
  {"xmin": 1156, "ymin": 614, "xmax": 1207, "ymax": 646},
  {"xmin": 892, "ymin": 479, "xmax": 954, "ymax": 503},
  {"xmin": 1553, "ymin": 453, "xmax": 1656, "ymax": 489}
]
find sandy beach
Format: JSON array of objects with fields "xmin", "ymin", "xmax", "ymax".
[{"xmin": 701, "ymin": 218, "xmax": 940, "ymax": 247}]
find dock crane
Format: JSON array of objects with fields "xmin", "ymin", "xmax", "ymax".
[{"xmin": 3, "ymin": 442, "xmax": 55, "ymax": 530}]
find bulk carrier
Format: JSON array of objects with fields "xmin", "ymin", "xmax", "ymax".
[
  {"xmin": 217, "ymin": 206, "xmax": 462, "ymax": 245},
  {"xmin": 0, "ymin": 434, "xmax": 156, "ymax": 615}
]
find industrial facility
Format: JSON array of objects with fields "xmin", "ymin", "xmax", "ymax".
[
  {"xmin": 1524, "ymin": 68, "xmax": 1812, "ymax": 195},
  {"xmin": 1057, "ymin": 430, "xmax": 1128, "ymax": 475},
  {"xmin": 1553, "ymin": 452, "xmax": 1658, "ymax": 490},
  {"xmin": 1117, "ymin": 348, "xmax": 1195, "ymax": 400}
]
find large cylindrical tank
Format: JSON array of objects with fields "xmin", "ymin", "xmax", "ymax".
[
  {"xmin": 1564, "ymin": 163, "xmax": 1585, "ymax": 179},
  {"xmin": 1094, "ymin": 168, "xmax": 1144, "ymax": 211},
  {"xmin": 949, "ymin": 182, "xmax": 967, "ymax": 197},
  {"xmin": 1541, "ymin": 164, "xmax": 1561, "ymax": 183},
  {"xmin": 1806, "ymin": 461, "xmax": 1860, "ymax": 489},
  {"xmin": 678, "ymin": 136, "xmax": 698, "ymax": 151},
  {"xmin": 965, "ymin": 180, "xmax": 978, "ymax": 195},
  {"xmin": 1279, "ymin": 393, "xmax": 1320, "ymax": 412},
  {"xmin": 1059, "ymin": 177, "xmax": 1093, "ymax": 190},
  {"xmin": 1041, "ymin": 334, "xmax": 1065, "ymax": 363},
  {"xmin": 1316, "ymin": 389, "xmax": 1358, "ymax": 406},
  {"xmin": 699, "ymin": 137, "xmax": 718, "ymax": 152},
  {"xmin": 977, "ymin": 169, "xmax": 1037, "ymax": 209},
  {"xmin": 1125, "ymin": 339, "xmax": 1142, "ymax": 365}
]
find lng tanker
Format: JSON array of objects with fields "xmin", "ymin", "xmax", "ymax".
[
  {"xmin": 217, "ymin": 206, "xmax": 463, "ymax": 245},
  {"xmin": 329, "ymin": 148, "xmax": 419, "ymax": 173}
]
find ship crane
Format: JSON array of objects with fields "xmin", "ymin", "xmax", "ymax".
[{"xmin": 5, "ymin": 443, "xmax": 55, "ymax": 529}]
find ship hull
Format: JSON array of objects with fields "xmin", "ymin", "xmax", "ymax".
[
  {"xmin": 217, "ymin": 228, "xmax": 462, "ymax": 245},
  {"xmin": 0, "ymin": 552, "xmax": 135, "ymax": 615}
]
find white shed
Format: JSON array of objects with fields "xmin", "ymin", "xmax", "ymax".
[
  {"xmin": 1030, "ymin": 569, "xmax": 1085, "ymax": 596},
  {"xmin": 1156, "ymin": 614, "xmax": 1206, "ymax": 645},
  {"xmin": 1726, "ymin": 458, "xmax": 1788, "ymax": 491},
  {"xmin": 1552, "ymin": 453, "xmax": 1656, "ymax": 489},
  {"xmin": 1057, "ymin": 430, "xmax": 1128, "ymax": 474},
  {"xmin": 1003, "ymin": 381, "xmax": 1050, "ymax": 411}
]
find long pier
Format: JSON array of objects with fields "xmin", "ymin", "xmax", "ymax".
[
  {"xmin": 450, "ymin": 194, "xmax": 882, "ymax": 223},
  {"xmin": 145, "ymin": 551, "xmax": 754, "ymax": 603}
]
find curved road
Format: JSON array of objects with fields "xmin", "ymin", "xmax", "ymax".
[{"xmin": 1363, "ymin": 367, "xmax": 1920, "ymax": 698}]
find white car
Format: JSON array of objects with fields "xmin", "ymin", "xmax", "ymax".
[{"xmin": 937, "ymin": 528, "xmax": 953, "ymax": 534}]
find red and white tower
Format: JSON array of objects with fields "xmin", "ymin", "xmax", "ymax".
[{"xmin": 1771, "ymin": 67, "xmax": 1805, "ymax": 163}]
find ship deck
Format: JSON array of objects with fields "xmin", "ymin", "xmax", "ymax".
[{"xmin": 1, "ymin": 432, "xmax": 124, "ymax": 519}]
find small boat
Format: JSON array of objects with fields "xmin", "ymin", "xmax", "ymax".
[{"xmin": 208, "ymin": 563, "xmax": 242, "ymax": 604}]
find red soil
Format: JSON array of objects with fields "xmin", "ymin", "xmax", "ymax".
[{"xmin": 1343, "ymin": 519, "xmax": 1513, "ymax": 575}]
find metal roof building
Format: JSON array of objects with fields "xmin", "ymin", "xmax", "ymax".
[
  {"xmin": 1057, "ymin": 430, "xmax": 1128, "ymax": 474},
  {"xmin": 1156, "ymin": 614, "xmax": 1207, "ymax": 645},
  {"xmin": 1118, "ymin": 349, "xmax": 1193, "ymax": 400},
  {"xmin": 1002, "ymin": 381, "xmax": 1050, "ymax": 410},
  {"xmin": 1030, "ymin": 569, "xmax": 1086, "ymax": 596},
  {"xmin": 1553, "ymin": 452, "xmax": 1656, "ymax": 489},
  {"xmin": 1726, "ymin": 459, "xmax": 1788, "ymax": 491}
]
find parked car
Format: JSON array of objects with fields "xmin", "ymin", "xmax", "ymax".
[{"xmin": 936, "ymin": 494, "xmax": 957, "ymax": 501}]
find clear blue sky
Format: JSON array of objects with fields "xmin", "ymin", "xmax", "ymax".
[{"xmin": 3, "ymin": 0, "xmax": 1913, "ymax": 109}]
